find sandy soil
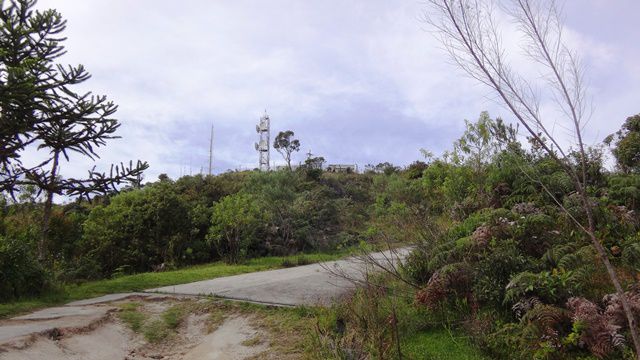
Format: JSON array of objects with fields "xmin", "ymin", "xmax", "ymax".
[
  {"xmin": 182, "ymin": 316, "xmax": 267, "ymax": 360},
  {"xmin": 0, "ymin": 299, "xmax": 268, "ymax": 360}
]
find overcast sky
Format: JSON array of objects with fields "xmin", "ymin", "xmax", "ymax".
[{"xmin": 33, "ymin": 0, "xmax": 640, "ymax": 180}]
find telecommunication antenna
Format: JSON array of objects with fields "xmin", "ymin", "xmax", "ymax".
[
  {"xmin": 254, "ymin": 110, "xmax": 270, "ymax": 171},
  {"xmin": 208, "ymin": 124, "xmax": 214, "ymax": 175}
]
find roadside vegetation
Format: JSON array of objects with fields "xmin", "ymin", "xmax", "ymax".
[{"xmin": 306, "ymin": 112, "xmax": 640, "ymax": 359}]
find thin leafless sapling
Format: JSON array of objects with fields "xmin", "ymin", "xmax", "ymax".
[{"xmin": 423, "ymin": 0, "xmax": 640, "ymax": 356}]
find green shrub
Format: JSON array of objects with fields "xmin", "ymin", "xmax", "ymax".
[
  {"xmin": 81, "ymin": 182, "xmax": 193, "ymax": 278},
  {"xmin": 207, "ymin": 193, "xmax": 264, "ymax": 263},
  {"xmin": 0, "ymin": 236, "xmax": 49, "ymax": 301},
  {"xmin": 404, "ymin": 247, "xmax": 433, "ymax": 284},
  {"xmin": 607, "ymin": 174, "xmax": 640, "ymax": 210},
  {"xmin": 473, "ymin": 239, "xmax": 534, "ymax": 306}
]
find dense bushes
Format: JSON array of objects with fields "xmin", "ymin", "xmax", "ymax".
[
  {"xmin": 404, "ymin": 145, "xmax": 639, "ymax": 358},
  {"xmin": 309, "ymin": 113, "xmax": 640, "ymax": 359},
  {"xmin": 0, "ymin": 236, "xmax": 49, "ymax": 301},
  {"xmin": 403, "ymin": 169, "xmax": 638, "ymax": 358},
  {"xmin": 0, "ymin": 170, "xmax": 380, "ymax": 283},
  {"xmin": 79, "ymin": 181, "xmax": 193, "ymax": 278}
]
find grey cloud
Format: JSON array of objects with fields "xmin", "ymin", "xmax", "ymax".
[{"xmin": 30, "ymin": 0, "xmax": 640, "ymax": 180}]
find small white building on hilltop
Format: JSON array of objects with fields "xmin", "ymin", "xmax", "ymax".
[{"xmin": 326, "ymin": 164, "xmax": 358, "ymax": 173}]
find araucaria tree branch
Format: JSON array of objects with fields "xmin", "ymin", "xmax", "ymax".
[
  {"xmin": 0, "ymin": 0, "xmax": 148, "ymax": 261},
  {"xmin": 424, "ymin": 0, "xmax": 640, "ymax": 356}
]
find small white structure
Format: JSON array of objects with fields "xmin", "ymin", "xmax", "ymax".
[{"xmin": 326, "ymin": 164, "xmax": 357, "ymax": 173}]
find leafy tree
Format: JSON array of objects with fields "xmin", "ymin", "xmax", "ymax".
[
  {"xmin": 0, "ymin": 0, "xmax": 148, "ymax": 260},
  {"xmin": 302, "ymin": 156, "xmax": 325, "ymax": 180},
  {"xmin": 273, "ymin": 130, "xmax": 301, "ymax": 170},
  {"xmin": 453, "ymin": 112, "xmax": 498, "ymax": 168},
  {"xmin": 304, "ymin": 156, "xmax": 325, "ymax": 170},
  {"xmin": 404, "ymin": 160, "xmax": 428, "ymax": 179},
  {"xmin": 243, "ymin": 171, "xmax": 300, "ymax": 254},
  {"xmin": 81, "ymin": 182, "xmax": 191, "ymax": 278},
  {"xmin": 452, "ymin": 112, "xmax": 516, "ymax": 203},
  {"xmin": 207, "ymin": 193, "xmax": 263, "ymax": 263},
  {"xmin": 373, "ymin": 162, "xmax": 399, "ymax": 175},
  {"xmin": 605, "ymin": 114, "xmax": 640, "ymax": 173}
]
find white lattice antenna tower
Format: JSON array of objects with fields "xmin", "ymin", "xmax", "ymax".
[
  {"xmin": 254, "ymin": 110, "xmax": 270, "ymax": 171},
  {"xmin": 208, "ymin": 124, "xmax": 214, "ymax": 176}
]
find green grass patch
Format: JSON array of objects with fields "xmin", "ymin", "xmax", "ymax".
[
  {"xmin": 118, "ymin": 302, "xmax": 191, "ymax": 342},
  {"xmin": 117, "ymin": 302, "xmax": 146, "ymax": 332},
  {"xmin": 241, "ymin": 335, "xmax": 263, "ymax": 347},
  {"xmin": 0, "ymin": 293, "xmax": 65, "ymax": 319},
  {"xmin": 162, "ymin": 304, "xmax": 187, "ymax": 329},
  {"xmin": 0, "ymin": 249, "xmax": 353, "ymax": 319},
  {"xmin": 143, "ymin": 319, "xmax": 172, "ymax": 343},
  {"xmin": 402, "ymin": 329, "xmax": 489, "ymax": 360}
]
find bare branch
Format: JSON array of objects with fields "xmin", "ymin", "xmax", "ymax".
[{"xmin": 423, "ymin": 0, "xmax": 640, "ymax": 356}]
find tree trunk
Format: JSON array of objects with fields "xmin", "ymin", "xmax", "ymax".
[{"xmin": 39, "ymin": 150, "xmax": 59, "ymax": 263}]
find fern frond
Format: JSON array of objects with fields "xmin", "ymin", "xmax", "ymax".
[
  {"xmin": 567, "ymin": 296, "xmax": 627, "ymax": 358},
  {"xmin": 622, "ymin": 241, "xmax": 640, "ymax": 270},
  {"xmin": 558, "ymin": 245, "xmax": 594, "ymax": 270},
  {"xmin": 542, "ymin": 243, "xmax": 577, "ymax": 267},
  {"xmin": 522, "ymin": 304, "xmax": 569, "ymax": 332},
  {"xmin": 505, "ymin": 271, "xmax": 539, "ymax": 304},
  {"xmin": 512, "ymin": 296, "xmax": 542, "ymax": 319}
]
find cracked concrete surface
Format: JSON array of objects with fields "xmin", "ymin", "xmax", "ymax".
[
  {"xmin": 147, "ymin": 248, "xmax": 410, "ymax": 306},
  {"xmin": 0, "ymin": 248, "xmax": 409, "ymax": 355}
]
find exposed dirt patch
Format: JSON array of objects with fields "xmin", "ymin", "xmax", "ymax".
[
  {"xmin": 181, "ymin": 316, "xmax": 268, "ymax": 360},
  {"xmin": 0, "ymin": 321, "xmax": 133, "ymax": 360},
  {"xmin": 0, "ymin": 299, "xmax": 284, "ymax": 360}
]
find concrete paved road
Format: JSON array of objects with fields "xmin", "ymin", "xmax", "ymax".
[
  {"xmin": 0, "ymin": 306, "xmax": 113, "ymax": 345},
  {"xmin": 147, "ymin": 248, "xmax": 410, "ymax": 306},
  {"xmin": 0, "ymin": 248, "xmax": 409, "ymax": 347}
]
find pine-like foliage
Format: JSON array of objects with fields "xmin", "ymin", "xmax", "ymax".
[{"xmin": 1, "ymin": 0, "xmax": 148, "ymax": 260}]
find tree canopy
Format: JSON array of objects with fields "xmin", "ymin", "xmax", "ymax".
[
  {"xmin": 273, "ymin": 130, "xmax": 301, "ymax": 170},
  {"xmin": 605, "ymin": 114, "xmax": 640, "ymax": 173}
]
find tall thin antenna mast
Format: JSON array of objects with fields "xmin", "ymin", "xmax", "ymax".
[
  {"xmin": 255, "ymin": 110, "xmax": 270, "ymax": 171},
  {"xmin": 208, "ymin": 124, "xmax": 214, "ymax": 176}
]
